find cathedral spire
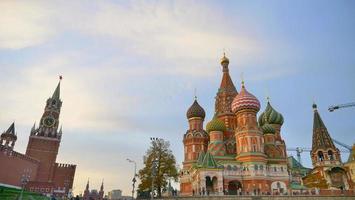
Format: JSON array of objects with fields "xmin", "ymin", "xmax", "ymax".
[
  {"xmin": 219, "ymin": 53, "xmax": 236, "ymax": 92},
  {"xmin": 311, "ymin": 103, "xmax": 336, "ymax": 150},
  {"xmin": 311, "ymin": 103, "xmax": 340, "ymax": 166},
  {"xmin": 215, "ymin": 53, "xmax": 238, "ymax": 117}
]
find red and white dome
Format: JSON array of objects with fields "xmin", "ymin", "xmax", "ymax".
[{"xmin": 231, "ymin": 83, "xmax": 260, "ymax": 113}]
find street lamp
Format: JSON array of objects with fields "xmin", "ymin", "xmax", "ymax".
[{"xmin": 127, "ymin": 158, "xmax": 137, "ymax": 200}]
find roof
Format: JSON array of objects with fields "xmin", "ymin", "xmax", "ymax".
[
  {"xmin": 258, "ymin": 101, "xmax": 284, "ymax": 126},
  {"xmin": 347, "ymin": 144, "xmax": 355, "ymax": 163},
  {"xmin": 290, "ymin": 183, "xmax": 307, "ymax": 190},
  {"xmin": 186, "ymin": 99, "xmax": 205, "ymax": 119},
  {"xmin": 52, "ymin": 81, "xmax": 61, "ymax": 100},
  {"xmin": 195, "ymin": 151, "xmax": 221, "ymax": 169},
  {"xmin": 288, "ymin": 156, "xmax": 308, "ymax": 169},
  {"xmin": 231, "ymin": 83, "xmax": 260, "ymax": 113},
  {"xmin": 5, "ymin": 122, "xmax": 15, "ymax": 135},
  {"xmin": 311, "ymin": 104, "xmax": 336, "ymax": 151}
]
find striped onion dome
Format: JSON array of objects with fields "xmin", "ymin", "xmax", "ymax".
[
  {"xmin": 186, "ymin": 99, "xmax": 206, "ymax": 119},
  {"xmin": 261, "ymin": 123, "xmax": 276, "ymax": 134},
  {"xmin": 231, "ymin": 83, "xmax": 260, "ymax": 113},
  {"xmin": 258, "ymin": 101, "xmax": 284, "ymax": 126},
  {"xmin": 206, "ymin": 115, "xmax": 226, "ymax": 133}
]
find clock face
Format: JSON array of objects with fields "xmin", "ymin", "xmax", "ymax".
[{"xmin": 43, "ymin": 116, "xmax": 55, "ymax": 127}]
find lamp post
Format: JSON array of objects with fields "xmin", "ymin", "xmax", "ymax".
[
  {"xmin": 127, "ymin": 158, "xmax": 137, "ymax": 200},
  {"xmin": 19, "ymin": 169, "xmax": 31, "ymax": 200}
]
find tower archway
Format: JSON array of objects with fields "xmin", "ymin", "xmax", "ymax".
[{"xmin": 227, "ymin": 180, "xmax": 242, "ymax": 195}]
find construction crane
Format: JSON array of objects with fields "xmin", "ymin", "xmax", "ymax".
[
  {"xmin": 286, "ymin": 147, "xmax": 311, "ymax": 165},
  {"xmin": 332, "ymin": 138, "xmax": 352, "ymax": 152},
  {"xmin": 328, "ymin": 102, "xmax": 355, "ymax": 112}
]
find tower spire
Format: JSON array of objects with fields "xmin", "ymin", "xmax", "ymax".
[
  {"xmin": 311, "ymin": 102, "xmax": 340, "ymax": 166},
  {"xmin": 52, "ymin": 76, "xmax": 62, "ymax": 100}
]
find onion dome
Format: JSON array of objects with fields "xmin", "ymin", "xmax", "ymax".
[
  {"xmin": 258, "ymin": 101, "xmax": 284, "ymax": 126},
  {"xmin": 206, "ymin": 115, "xmax": 226, "ymax": 133},
  {"xmin": 186, "ymin": 99, "xmax": 205, "ymax": 119},
  {"xmin": 261, "ymin": 123, "xmax": 276, "ymax": 134},
  {"xmin": 220, "ymin": 53, "xmax": 229, "ymax": 66},
  {"xmin": 231, "ymin": 82, "xmax": 260, "ymax": 113}
]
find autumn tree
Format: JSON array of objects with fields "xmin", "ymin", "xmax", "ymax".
[{"xmin": 137, "ymin": 138, "xmax": 178, "ymax": 198}]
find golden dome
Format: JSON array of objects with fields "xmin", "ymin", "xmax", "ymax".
[{"xmin": 220, "ymin": 52, "xmax": 229, "ymax": 66}]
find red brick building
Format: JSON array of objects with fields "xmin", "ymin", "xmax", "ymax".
[{"xmin": 0, "ymin": 78, "xmax": 76, "ymax": 198}]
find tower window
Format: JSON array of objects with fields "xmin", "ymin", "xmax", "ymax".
[
  {"xmin": 317, "ymin": 151, "xmax": 324, "ymax": 161},
  {"xmin": 328, "ymin": 150, "xmax": 334, "ymax": 160}
]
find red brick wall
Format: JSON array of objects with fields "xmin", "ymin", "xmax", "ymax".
[
  {"xmin": 25, "ymin": 136, "xmax": 60, "ymax": 182},
  {"xmin": 0, "ymin": 147, "xmax": 39, "ymax": 186},
  {"xmin": 53, "ymin": 163, "xmax": 76, "ymax": 191}
]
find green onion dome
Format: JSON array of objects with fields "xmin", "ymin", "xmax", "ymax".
[
  {"xmin": 261, "ymin": 123, "xmax": 276, "ymax": 134},
  {"xmin": 258, "ymin": 101, "xmax": 284, "ymax": 126},
  {"xmin": 186, "ymin": 99, "xmax": 206, "ymax": 119},
  {"xmin": 206, "ymin": 115, "xmax": 226, "ymax": 133}
]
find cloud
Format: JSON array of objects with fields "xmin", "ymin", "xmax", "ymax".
[{"xmin": 0, "ymin": 1, "xmax": 56, "ymax": 49}]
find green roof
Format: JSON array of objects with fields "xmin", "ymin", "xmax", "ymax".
[
  {"xmin": 206, "ymin": 115, "xmax": 226, "ymax": 133},
  {"xmin": 197, "ymin": 151, "xmax": 205, "ymax": 164},
  {"xmin": 195, "ymin": 151, "xmax": 221, "ymax": 169},
  {"xmin": 261, "ymin": 123, "xmax": 275, "ymax": 134},
  {"xmin": 258, "ymin": 101, "xmax": 284, "ymax": 126},
  {"xmin": 290, "ymin": 183, "xmax": 307, "ymax": 190}
]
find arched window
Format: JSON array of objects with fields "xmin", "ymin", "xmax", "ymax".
[
  {"xmin": 328, "ymin": 150, "xmax": 334, "ymax": 160},
  {"xmin": 254, "ymin": 164, "xmax": 258, "ymax": 171},
  {"xmin": 318, "ymin": 151, "xmax": 324, "ymax": 161}
]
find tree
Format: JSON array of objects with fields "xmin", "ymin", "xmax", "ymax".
[{"xmin": 137, "ymin": 138, "xmax": 178, "ymax": 198}]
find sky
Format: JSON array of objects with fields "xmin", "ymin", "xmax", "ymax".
[{"xmin": 0, "ymin": 0, "xmax": 355, "ymax": 196}]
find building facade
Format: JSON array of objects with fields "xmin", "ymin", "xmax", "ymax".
[
  {"xmin": 108, "ymin": 189, "xmax": 133, "ymax": 200},
  {"xmin": 0, "ymin": 78, "xmax": 76, "ymax": 198},
  {"xmin": 180, "ymin": 55, "xmax": 289, "ymax": 196},
  {"xmin": 83, "ymin": 180, "xmax": 104, "ymax": 200},
  {"xmin": 345, "ymin": 145, "xmax": 355, "ymax": 183},
  {"xmin": 302, "ymin": 104, "xmax": 353, "ymax": 192}
]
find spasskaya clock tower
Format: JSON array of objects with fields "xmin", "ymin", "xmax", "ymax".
[{"xmin": 26, "ymin": 76, "xmax": 63, "ymax": 182}]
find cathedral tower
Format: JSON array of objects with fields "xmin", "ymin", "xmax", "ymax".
[
  {"xmin": 183, "ymin": 98, "xmax": 208, "ymax": 169},
  {"xmin": 0, "ymin": 122, "xmax": 17, "ymax": 150},
  {"xmin": 25, "ymin": 78, "xmax": 63, "ymax": 182},
  {"xmin": 215, "ymin": 54, "xmax": 238, "ymax": 135},
  {"xmin": 206, "ymin": 115, "xmax": 226, "ymax": 156},
  {"xmin": 258, "ymin": 100, "xmax": 287, "ymax": 158},
  {"xmin": 311, "ymin": 103, "xmax": 341, "ymax": 167},
  {"xmin": 232, "ymin": 82, "xmax": 266, "ymax": 163}
]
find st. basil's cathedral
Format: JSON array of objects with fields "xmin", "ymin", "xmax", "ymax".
[{"xmin": 180, "ymin": 54, "xmax": 354, "ymax": 196}]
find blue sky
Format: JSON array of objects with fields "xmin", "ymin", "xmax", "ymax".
[{"xmin": 0, "ymin": 0, "xmax": 354, "ymax": 196}]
